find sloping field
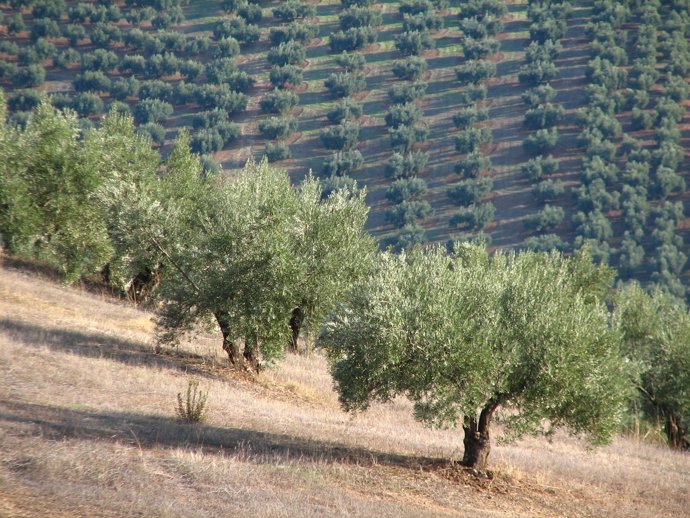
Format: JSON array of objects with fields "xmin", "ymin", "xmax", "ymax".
[
  {"xmin": 1, "ymin": 261, "xmax": 690, "ymax": 517},
  {"xmin": 1, "ymin": 0, "xmax": 689, "ymax": 289}
]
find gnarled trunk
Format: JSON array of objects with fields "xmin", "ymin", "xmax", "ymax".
[
  {"xmin": 462, "ymin": 401, "xmax": 500, "ymax": 470},
  {"xmin": 244, "ymin": 334, "xmax": 261, "ymax": 372},
  {"xmin": 214, "ymin": 312, "xmax": 239, "ymax": 364},
  {"xmin": 288, "ymin": 306, "xmax": 304, "ymax": 353}
]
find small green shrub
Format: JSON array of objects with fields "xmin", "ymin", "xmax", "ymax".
[{"xmin": 176, "ymin": 379, "xmax": 209, "ymax": 423}]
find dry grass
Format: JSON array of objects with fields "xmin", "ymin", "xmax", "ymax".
[{"xmin": 1, "ymin": 263, "xmax": 689, "ymax": 517}]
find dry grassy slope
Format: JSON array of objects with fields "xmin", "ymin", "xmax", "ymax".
[{"xmin": 1, "ymin": 262, "xmax": 689, "ymax": 517}]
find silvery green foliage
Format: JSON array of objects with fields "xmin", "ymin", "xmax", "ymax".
[
  {"xmin": 0, "ymin": 98, "xmax": 115, "ymax": 283},
  {"xmin": 320, "ymin": 245, "xmax": 627, "ymax": 445},
  {"xmin": 88, "ymin": 110, "xmax": 163, "ymax": 292},
  {"xmin": 153, "ymin": 157, "xmax": 374, "ymax": 365},
  {"xmin": 614, "ymin": 283, "xmax": 690, "ymax": 448}
]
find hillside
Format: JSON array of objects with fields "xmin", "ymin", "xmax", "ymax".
[
  {"xmin": 2, "ymin": 260, "xmax": 690, "ymax": 517},
  {"xmin": 1, "ymin": 0, "xmax": 689, "ymax": 294}
]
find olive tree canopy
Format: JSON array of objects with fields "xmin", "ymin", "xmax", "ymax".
[
  {"xmin": 319, "ymin": 245, "xmax": 627, "ymax": 469},
  {"xmin": 614, "ymin": 283, "xmax": 690, "ymax": 450}
]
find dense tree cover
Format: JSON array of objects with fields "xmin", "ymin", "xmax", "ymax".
[
  {"xmin": 153, "ymin": 157, "xmax": 375, "ymax": 365},
  {"xmin": 3, "ymin": 72, "xmax": 690, "ymax": 462},
  {"xmin": 2, "ymin": 0, "xmax": 690, "ymax": 322},
  {"xmin": 319, "ymin": 245, "xmax": 627, "ymax": 469},
  {"xmin": 0, "ymin": 99, "xmax": 119, "ymax": 282}
]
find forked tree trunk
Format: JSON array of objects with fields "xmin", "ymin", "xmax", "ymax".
[
  {"xmin": 462, "ymin": 401, "xmax": 500, "ymax": 470},
  {"xmin": 288, "ymin": 306, "xmax": 304, "ymax": 353},
  {"xmin": 214, "ymin": 312, "xmax": 240, "ymax": 364}
]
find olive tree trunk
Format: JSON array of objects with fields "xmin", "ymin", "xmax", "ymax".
[
  {"xmin": 215, "ymin": 312, "xmax": 240, "ymax": 364},
  {"xmin": 665, "ymin": 412, "xmax": 689, "ymax": 450},
  {"xmin": 244, "ymin": 334, "xmax": 261, "ymax": 372},
  {"xmin": 288, "ymin": 306, "xmax": 304, "ymax": 353},
  {"xmin": 462, "ymin": 401, "xmax": 500, "ymax": 470}
]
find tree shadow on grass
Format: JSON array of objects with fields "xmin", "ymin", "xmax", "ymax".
[
  {"xmin": 0, "ymin": 400, "xmax": 450, "ymax": 471},
  {"xmin": 0, "ymin": 318, "xmax": 221, "ymax": 380}
]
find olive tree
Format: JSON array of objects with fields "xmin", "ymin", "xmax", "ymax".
[
  {"xmin": 319, "ymin": 245, "xmax": 627, "ymax": 469},
  {"xmin": 0, "ymin": 97, "xmax": 113, "ymax": 282},
  {"xmin": 153, "ymin": 157, "xmax": 374, "ymax": 367},
  {"xmin": 285, "ymin": 178, "xmax": 376, "ymax": 352},
  {"xmin": 614, "ymin": 284, "xmax": 690, "ymax": 450}
]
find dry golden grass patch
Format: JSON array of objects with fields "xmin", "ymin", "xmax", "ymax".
[{"xmin": 1, "ymin": 264, "xmax": 689, "ymax": 517}]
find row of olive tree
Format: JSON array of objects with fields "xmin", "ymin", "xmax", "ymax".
[
  {"xmin": 380, "ymin": 1, "xmax": 445, "ymax": 249},
  {"xmin": 319, "ymin": 1, "xmax": 378, "ymax": 206},
  {"xmin": 1, "ymin": 1, "xmax": 253, "ymax": 159},
  {"xmin": 578, "ymin": 0, "xmax": 689, "ymax": 291},
  {"xmin": 571, "ymin": 0, "xmax": 634, "ymax": 265},
  {"xmin": 616, "ymin": 0, "xmax": 688, "ymax": 298},
  {"xmin": 0, "ymin": 95, "xmax": 376, "ymax": 369},
  {"xmin": 259, "ymin": 2, "xmax": 316, "ymax": 161},
  {"xmin": 517, "ymin": 1, "xmax": 570, "ymax": 251},
  {"xmin": 447, "ymin": 0, "xmax": 506, "ymax": 237}
]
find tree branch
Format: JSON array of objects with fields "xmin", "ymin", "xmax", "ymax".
[{"xmin": 149, "ymin": 236, "xmax": 202, "ymax": 294}]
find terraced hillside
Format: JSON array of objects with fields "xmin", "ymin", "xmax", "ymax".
[{"xmin": 1, "ymin": 0, "xmax": 689, "ymax": 294}]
